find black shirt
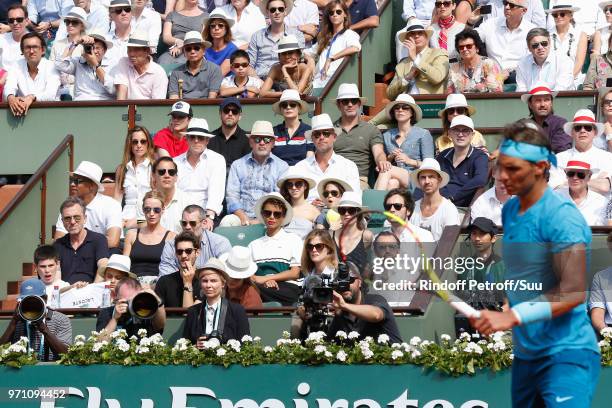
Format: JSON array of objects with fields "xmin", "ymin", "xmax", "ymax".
[
  {"xmin": 327, "ymin": 294, "xmax": 402, "ymax": 343},
  {"xmin": 53, "ymin": 229, "xmax": 109, "ymax": 284},
  {"xmin": 154, "ymin": 271, "xmax": 200, "ymax": 308},
  {"xmin": 182, "ymin": 299, "xmax": 250, "ymax": 343},
  {"xmin": 96, "ymin": 306, "xmax": 161, "ymax": 337},
  {"xmin": 208, "ymin": 126, "xmax": 251, "ymax": 172}
]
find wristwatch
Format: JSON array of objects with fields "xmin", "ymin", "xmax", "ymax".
[{"xmin": 183, "ymin": 286, "xmax": 193, "ymax": 293}]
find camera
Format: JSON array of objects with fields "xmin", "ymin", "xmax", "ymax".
[
  {"xmin": 128, "ymin": 292, "xmax": 159, "ymax": 320},
  {"xmin": 18, "ymin": 295, "xmax": 47, "ymax": 322},
  {"xmin": 84, "ymin": 44, "xmax": 93, "ymax": 54},
  {"xmin": 199, "ymin": 330, "xmax": 221, "ymax": 342}
]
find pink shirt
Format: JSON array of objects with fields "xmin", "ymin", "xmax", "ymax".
[{"xmin": 113, "ymin": 57, "xmax": 168, "ymax": 100}]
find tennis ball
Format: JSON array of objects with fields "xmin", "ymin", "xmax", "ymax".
[{"xmin": 326, "ymin": 209, "xmax": 341, "ymax": 224}]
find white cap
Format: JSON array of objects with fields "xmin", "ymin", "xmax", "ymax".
[{"xmin": 450, "ymin": 115, "xmax": 474, "ymax": 130}]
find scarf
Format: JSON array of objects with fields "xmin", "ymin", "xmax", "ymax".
[{"xmin": 438, "ymin": 15, "xmax": 455, "ymax": 50}]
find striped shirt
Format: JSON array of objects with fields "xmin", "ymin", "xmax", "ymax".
[
  {"xmin": 11, "ymin": 310, "xmax": 72, "ymax": 361},
  {"xmin": 248, "ymin": 228, "xmax": 303, "ymax": 285}
]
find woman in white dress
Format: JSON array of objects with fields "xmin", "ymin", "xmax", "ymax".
[
  {"xmin": 592, "ymin": 1, "xmax": 612, "ymax": 56},
  {"xmin": 278, "ymin": 167, "xmax": 319, "ymax": 239}
]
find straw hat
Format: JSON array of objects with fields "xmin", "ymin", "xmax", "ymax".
[
  {"xmin": 520, "ymin": 82, "xmax": 558, "ymax": 103},
  {"xmin": 272, "ymin": 89, "xmax": 309, "ymax": 115},
  {"xmin": 99, "ymin": 254, "xmax": 137, "ymax": 279},
  {"xmin": 335, "ymin": 83, "xmax": 366, "ymax": 104},
  {"xmin": 183, "ymin": 31, "xmax": 212, "ymax": 48},
  {"xmin": 563, "ymin": 109, "xmax": 605, "ymax": 136},
  {"xmin": 126, "ymin": 31, "xmax": 150, "ymax": 48},
  {"xmin": 276, "ymin": 34, "xmax": 302, "ymax": 54},
  {"xmin": 204, "ymin": 7, "xmax": 235, "ymax": 27},
  {"xmin": 70, "ymin": 161, "xmax": 104, "ymax": 190},
  {"xmin": 219, "ymin": 247, "xmax": 258, "ymax": 279},
  {"xmin": 247, "ymin": 120, "xmax": 276, "ymax": 138},
  {"xmin": 334, "ymin": 191, "xmax": 367, "ymax": 211},
  {"xmin": 410, "ymin": 158, "xmax": 450, "ymax": 188},
  {"xmin": 87, "ymin": 28, "xmax": 113, "ymax": 49},
  {"xmin": 449, "ymin": 115, "xmax": 474, "ymax": 130},
  {"xmin": 316, "ymin": 177, "xmax": 352, "ymax": 200},
  {"xmin": 254, "ymin": 192, "xmax": 294, "ymax": 226},
  {"xmin": 544, "ymin": 4, "xmax": 579, "ymax": 14},
  {"xmin": 276, "ymin": 166, "xmax": 316, "ymax": 190},
  {"xmin": 63, "ymin": 7, "xmax": 88, "ymax": 27},
  {"xmin": 438, "ymin": 93, "xmax": 476, "ymax": 118},
  {"xmin": 384, "ymin": 93, "xmax": 422, "ymax": 122},
  {"xmin": 196, "ymin": 258, "xmax": 229, "ymax": 281},
  {"xmin": 185, "ymin": 118, "xmax": 215, "ymax": 138},
  {"xmin": 304, "ymin": 113, "xmax": 341, "ymax": 140},
  {"xmin": 398, "ymin": 24, "xmax": 434, "ymax": 43}
]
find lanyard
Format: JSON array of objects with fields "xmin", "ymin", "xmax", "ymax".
[
  {"xmin": 26, "ymin": 321, "xmax": 45, "ymax": 357},
  {"xmin": 205, "ymin": 302, "xmax": 221, "ymax": 333},
  {"xmin": 325, "ymin": 30, "xmax": 345, "ymax": 60}
]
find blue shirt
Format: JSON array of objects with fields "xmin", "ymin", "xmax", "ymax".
[
  {"xmin": 502, "ymin": 188, "xmax": 599, "ymax": 360},
  {"xmin": 437, "ymin": 146, "xmax": 489, "ymax": 207},
  {"xmin": 348, "ymin": 0, "xmax": 377, "ymax": 29},
  {"xmin": 158, "ymin": 231, "xmax": 232, "ymax": 276},
  {"xmin": 226, "ymin": 152, "xmax": 289, "ymax": 217},
  {"xmin": 382, "ymin": 126, "xmax": 434, "ymax": 171},
  {"xmin": 272, "ymin": 121, "xmax": 314, "ymax": 166},
  {"xmin": 205, "ymin": 42, "xmax": 238, "ymax": 67}
]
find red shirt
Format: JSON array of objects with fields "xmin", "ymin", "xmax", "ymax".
[{"xmin": 153, "ymin": 127, "xmax": 188, "ymax": 158}]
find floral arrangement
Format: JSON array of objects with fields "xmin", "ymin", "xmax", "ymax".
[{"xmin": 2, "ymin": 328, "xmax": 611, "ymax": 375}]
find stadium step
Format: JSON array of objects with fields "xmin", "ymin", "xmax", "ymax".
[
  {"xmin": 0, "ymin": 263, "xmax": 39, "ymax": 311},
  {"xmin": 0, "ymin": 185, "xmax": 23, "ymax": 212}
]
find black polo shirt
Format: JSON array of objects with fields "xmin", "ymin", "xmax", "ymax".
[
  {"xmin": 155, "ymin": 271, "xmax": 201, "ymax": 308},
  {"xmin": 272, "ymin": 120, "xmax": 314, "ymax": 165},
  {"xmin": 348, "ymin": 0, "xmax": 377, "ymax": 29},
  {"xmin": 96, "ymin": 306, "xmax": 160, "ymax": 337},
  {"xmin": 209, "ymin": 126, "xmax": 251, "ymax": 172},
  {"xmin": 53, "ymin": 229, "xmax": 108, "ymax": 284}
]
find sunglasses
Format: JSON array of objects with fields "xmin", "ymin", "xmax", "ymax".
[
  {"xmin": 375, "ymin": 243, "xmax": 400, "ymax": 251},
  {"xmin": 252, "ymin": 136, "xmax": 274, "ymax": 144},
  {"xmin": 184, "ymin": 45, "xmax": 201, "ymax": 53},
  {"xmin": 340, "ymin": 98, "xmax": 360, "ymax": 106},
  {"xmin": 113, "ymin": 7, "xmax": 131, "ymax": 14},
  {"xmin": 573, "ymin": 124, "xmax": 594, "ymax": 132},
  {"xmin": 62, "ymin": 215, "xmax": 82, "ymax": 223},
  {"xmin": 280, "ymin": 101, "xmax": 298, "ymax": 109},
  {"xmin": 312, "ymin": 130, "xmax": 334, "ymax": 139},
  {"xmin": 69, "ymin": 177, "xmax": 88, "ymax": 185},
  {"xmin": 551, "ymin": 12, "xmax": 567, "ymax": 18},
  {"xmin": 8, "ymin": 17, "xmax": 25, "ymax": 24},
  {"xmin": 156, "ymin": 168, "xmax": 177, "ymax": 176},
  {"xmin": 232, "ymin": 62, "xmax": 249, "ymax": 69},
  {"xmin": 180, "ymin": 220, "xmax": 199, "ymax": 228},
  {"xmin": 262, "ymin": 209, "xmax": 284, "ymax": 219},
  {"xmin": 502, "ymin": 0, "xmax": 522, "ymax": 9},
  {"xmin": 530, "ymin": 41, "xmax": 549, "ymax": 50},
  {"xmin": 176, "ymin": 248, "xmax": 196, "ymax": 256},
  {"xmin": 187, "ymin": 135, "xmax": 208, "ymax": 142},
  {"xmin": 322, "ymin": 190, "xmax": 340, "ymax": 198},
  {"xmin": 306, "ymin": 243, "xmax": 328, "ymax": 252},
  {"xmin": 446, "ymin": 107, "xmax": 467, "ymax": 115},
  {"xmin": 337, "ymin": 207, "xmax": 358, "ymax": 216},
  {"xmin": 606, "ymin": 7, "xmax": 612, "ymax": 14},
  {"xmin": 223, "ymin": 107, "xmax": 240, "ymax": 115},
  {"xmin": 393, "ymin": 104, "xmax": 412, "ymax": 112},
  {"xmin": 384, "ymin": 203, "xmax": 405, "ymax": 211},
  {"xmin": 330, "ymin": 9, "xmax": 343, "ymax": 15},
  {"xmin": 143, "ymin": 207, "xmax": 162, "ymax": 214},
  {"xmin": 269, "ymin": 6, "xmax": 285, "ymax": 13},
  {"xmin": 565, "ymin": 171, "xmax": 587, "ymax": 179},
  {"xmin": 435, "ymin": 1, "xmax": 452, "ymax": 7},
  {"xmin": 64, "ymin": 19, "xmax": 81, "ymax": 26},
  {"xmin": 285, "ymin": 180, "xmax": 305, "ymax": 189},
  {"xmin": 210, "ymin": 23, "xmax": 226, "ymax": 29},
  {"xmin": 457, "ymin": 43, "xmax": 475, "ymax": 51},
  {"xmin": 131, "ymin": 139, "xmax": 148, "ymax": 146}
]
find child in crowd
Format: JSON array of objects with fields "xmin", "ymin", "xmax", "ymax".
[
  {"xmin": 34, "ymin": 245, "xmax": 86, "ymax": 301},
  {"xmin": 219, "ymin": 50, "xmax": 263, "ymax": 98}
]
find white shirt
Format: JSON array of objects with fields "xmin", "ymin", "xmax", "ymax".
[
  {"xmin": 175, "ymin": 149, "xmax": 227, "ymax": 216},
  {"xmin": 477, "ymin": 16, "xmax": 535, "ymax": 71},
  {"xmin": 204, "ymin": 299, "xmax": 220, "ymax": 335},
  {"xmin": 294, "ymin": 152, "xmax": 362, "ymax": 201},
  {"xmin": 104, "ymin": 28, "xmax": 130, "ymax": 68},
  {"xmin": 55, "ymin": 193, "xmax": 123, "ymax": 235},
  {"xmin": 589, "ymin": 266, "xmax": 612, "ymax": 325},
  {"xmin": 469, "ymin": 187, "xmax": 508, "ymax": 226},
  {"xmin": 3, "ymin": 58, "xmax": 61, "ymax": 101},
  {"xmin": 220, "ymin": 75, "xmax": 263, "ymax": 90},
  {"xmin": 484, "ymin": 0, "xmax": 546, "ymax": 27},
  {"xmin": 248, "ymin": 228, "xmax": 303, "ymax": 285},
  {"xmin": 549, "ymin": 146, "xmax": 612, "ymax": 191},
  {"xmin": 121, "ymin": 159, "xmax": 152, "ymax": 220},
  {"xmin": 306, "ymin": 29, "xmax": 361, "ymax": 89},
  {"xmin": 515, "ymin": 52, "xmax": 575, "ymax": 92},
  {"xmin": 54, "ymin": 55, "xmax": 115, "ymax": 101},
  {"xmin": 398, "ymin": 222, "xmax": 435, "ymax": 243},
  {"xmin": 285, "ymin": 0, "xmax": 319, "ymax": 29},
  {"xmin": 547, "ymin": 0, "xmax": 605, "ymax": 36},
  {"xmin": 55, "ymin": 4, "xmax": 110, "ymax": 41},
  {"xmin": 429, "ymin": 22, "xmax": 466, "ymax": 61},
  {"xmin": 557, "ymin": 187, "xmax": 607, "ymax": 226},
  {"xmin": 0, "ymin": 33, "xmax": 24, "ymax": 71},
  {"xmin": 402, "ymin": 0, "xmax": 435, "ymax": 23},
  {"xmin": 221, "ymin": 2, "xmax": 267, "ymax": 48},
  {"xmin": 132, "ymin": 8, "xmax": 162, "ymax": 52},
  {"xmin": 410, "ymin": 197, "xmax": 460, "ymax": 241}
]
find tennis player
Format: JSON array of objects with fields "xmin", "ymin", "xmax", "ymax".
[{"xmin": 470, "ymin": 121, "xmax": 600, "ymax": 407}]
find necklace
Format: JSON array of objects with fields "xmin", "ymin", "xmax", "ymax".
[{"xmin": 553, "ymin": 32, "xmax": 574, "ymax": 57}]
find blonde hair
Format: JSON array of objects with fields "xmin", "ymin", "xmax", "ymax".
[{"xmin": 300, "ymin": 229, "xmax": 338, "ymax": 273}]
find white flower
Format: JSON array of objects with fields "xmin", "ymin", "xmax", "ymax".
[
  {"xmin": 459, "ymin": 332, "xmax": 471, "ymax": 341},
  {"xmin": 92, "ymin": 341, "xmax": 108, "ymax": 353},
  {"xmin": 7, "ymin": 344, "xmax": 27, "ymax": 354},
  {"xmin": 110, "ymin": 331, "xmax": 122, "ymax": 339},
  {"xmin": 282, "ymin": 331, "xmax": 291, "ymax": 338},
  {"xmin": 598, "ymin": 340, "xmax": 608, "ymax": 348},
  {"xmin": 116, "ymin": 339, "xmax": 130, "ymax": 352},
  {"xmin": 409, "ymin": 336, "xmax": 422, "ymax": 346},
  {"xmin": 253, "ymin": 336, "xmax": 261, "ymax": 342},
  {"xmin": 362, "ymin": 348, "xmax": 374, "ymax": 359},
  {"xmin": 451, "ymin": 347, "xmax": 458, "ymax": 353},
  {"xmin": 173, "ymin": 342, "xmax": 188, "ymax": 352},
  {"xmin": 137, "ymin": 328, "xmax": 148, "ymax": 337},
  {"xmin": 74, "ymin": 335, "xmax": 86, "ymax": 343},
  {"xmin": 493, "ymin": 342, "xmax": 506, "ymax": 352},
  {"xmin": 391, "ymin": 350, "xmax": 404, "ymax": 360},
  {"xmin": 411, "ymin": 350, "xmax": 421, "ymax": 359},
  {"xmin": 74, "ymin": 341, "xmax": 85, "ymax": 347},
  {"xmin": 129, "ymin": 335, "xmax": 138, "ymax": 342},
  {"xmin": 464, "ymin": 342, "xmax": 483, "ymax": 355},
  {"xmin": 348, "ymin": 331, "xmax": 360, "ymax": 340},
  {"xmin": 490, "ymin": 332, "xmax": 505, "ymax": 342},
  {"xmin": 324, "ymin": 351, "xmax": 333, "ymax": 358},
  {"xmin": 306, "ymin": 331, "xmax": 326, "ymax": 343},
  {"xmin": 314, "ymin": 345, "xmax": 327, "ymax": 354},
  {"xmin": 364, "ymin": 336, "xmax": 373, "ymax": 343},
  {"xmin": 391, "ymin": 343, "xmax": 402, "ymax": 349},
  {"xmin": 263, "ymin": 346, "xmax": 273, "ymax": 353},
  {"xmin": 601, "ymin": 327, "xmax": 612, "ymax": 339},
  {"xmin": 420, "ymin": 340, "xmax": 432, "ymax": 348},
  {"xmin": 377, "ymin": 334, "xmax": 390, "ymax": 344},
  {"xmin": 336, "ymin": 350, "xmax": 347, "ymax": 362},
  {"xmin": 335, "ymin": 331, "xmax": 348, "ymax": 339},
  {"xmin": 203, "ymin": 338, "xmax": 221, "ymax": 350},
  {"xmin": 216, "ymin": 348, "xmax": 227, "ymax": 357},
  {"xmin": 149, "ymin": 333, "xmax": 164, "ymax": 346},
  {"xmin": 139, "ymin": 337, "xmax": 151, "ymax": 347},
  {"xmin": 276, "ymin": 338, "xmax": 291, "ymax": 346},
  {"xmin": 241, "ymin": 335, "xmax": 253, "ymax": 343},
  {"xmin": 509, "ymin": 353, "xmax": 514, "ymax": 360},
  {"xmin": 227, "ymin": 339, "xmax": 241, "ymax": 352},
  {"xmin": 135, "ymin": 345, "xmax": 149, "ymax": 354},
  {"xmin": 440, "ymin": 334, "xmax": 451, "ymax": 342}
]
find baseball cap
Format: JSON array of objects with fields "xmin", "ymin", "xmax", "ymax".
[
  {"xmin": 19, "ymin": 278, "xmax": 46, "ymax": 299},
  {"xmin": 220, "ymin": 97, "xmax": 242, "ymax": 111},
  {"xmin": 468, "ymin": 217, "xmax": 498, "ymax": 236},
  {"xmin": 168, "ymin": 101, "xmax": 193, "ymax": 117}
]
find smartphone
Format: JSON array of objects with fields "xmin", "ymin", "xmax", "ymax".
[{"xmin": 480, "ymin": 4, "xmax": 492, "ymax": 14}]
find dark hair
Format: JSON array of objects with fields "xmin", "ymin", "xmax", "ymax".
[
  {"xmin": 116, "ymin": 126, "xmax": 154, "ymax": 188},
  {"xmin": 203, "ymin": 16, "xmax": 233, "ymax": 44},
  {"xmin": 152, "ymin": 156, "xmax": 177, "ymax": 172},
  {"xmin": 317, "ymin": 0, "xmax": 351, "ymax": 55},
  {"xmin": 34, "ymin": 245, "xmax": 59, "ymax": 264},
  {"xmin": 503, "ymin": 119, "xmax": 552, "ymax": 150},
  {"xmin": 59, "ymin": 196, "xmax": 86, "ymax": 215},
  {"xmin": 115, "ymin": 277, "xmax": 141, "ymax": 296},
  {"xmin": 230, "ymin": 49, "xmax": 249, "ymax": 64},
  {"xmin": 454, "ymin": 28, "xmax": 486, "ymax": 57},
  {"xmin": 20, "ymin": 32, "xmax": 46, "ymax": 52},
  {"xmin": 384, "ymin": 188, "xmax": 415, "ymax": 217},
  {"xmin": 390, "ymin": 104, "xmax": 417, "ymax": 125},
  {"xmin": 183, "ymin": 204, "xmax": 206, "ymax": 220},
  {"xmin": 262, "ymin": 198, "xmax": 288, "ymax": 216},
  {"xmin": 374, "ymin": 231, "xmax": 400, "ymax": 243},
  {"xmin": 526, "ymin": 27, "xmax": 550, "ymax": 44},
  {"xmin": 280, "ymin": 178, "xmax": 309, "ymax": 202},
  {"xmin": 7, "ymin": 3, "xmax": 28, "ymax": 17},
  {"xmin": 174, "ymin": 231, "xmax": 200, "ymax": 249}
]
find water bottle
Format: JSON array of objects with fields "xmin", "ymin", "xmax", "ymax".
[
  {"xmin": 52, "ymin": 285, "xmax": 61, "ymax": 309},
  {"xmin": 101, "ymin": 285, "xmax": 111, "ymax": 308}
]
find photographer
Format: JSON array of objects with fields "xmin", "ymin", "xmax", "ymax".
[
  {"xmin": 183, "ymin": 259, "xmax": 250, "ymax": 346},
  {"xmin": 0, "ymin": 279, "xmax": 72, "ymax": 361},
  {"xmin": 96, "ymin": 277, "xmax": 166, "ymax": 338}
]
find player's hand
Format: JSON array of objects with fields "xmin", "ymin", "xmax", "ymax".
[{"xmin": 469, "ymin": 309, "xmax": 519, "ymax": 336}]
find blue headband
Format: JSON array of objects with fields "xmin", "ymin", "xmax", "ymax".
[{"xmin": 499, "ymin": 139, "xmax": 557, "ymax": 166}]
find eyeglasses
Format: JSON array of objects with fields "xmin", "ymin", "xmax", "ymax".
[
  {"xmin": 446, "ymin": 107, "xmax": 467, "ymax": 115},
  {"xmin": 375, "ymin": 243, "xmax": 400, "ymax": 251},
  {"xmin": 603, "ymin": 100, "xmax": 612, "ymax": 107},
  {"xmin": 187, "ymin": 135, "xmax": 208, "ymax": 142},
  {"xmin": 551, "ymin": 12, "xmax": 567, "ymax": 18},
  {"xmin": 23, "ymin": 45, "xmax": 42, "ymax": 51},
  {"xmin": 143, "ymin": 207, "xmax": 162, "ymax": 214},
  {"xmin": 435, "ymin": 1, "xmax": 452, "ymax": 8},
  {"xmin": 280, "ymin": 101, "xmax": 299, "ymax": 109},
  {"xmin": 180, "ymin": 220, "xmax": 199, "ymax": 228},
  {"xmin": 232, "ymin": 62, "xmax": 249, "ymax": 69},
  {"xmin": 175, "ymin": 248, "xmax": 195, "ymax": 256},
  {"xmin": 530, "ymin": 41, "xmax": 549, "ymax": 50},
  {"xmin": 330, "ymin": 9, "xmax": 344, "ymax": 15},
  {"xmin": 340, "ymin": 98, "xmax": 360, "ymax": 106},
  {"xmin": 156, "ymin": 168, "xmax": 177, "ymax": 176},
  {"xmin": 383, "ymin": 203, "xmax": 405, "ymax": 211},
  {"xmin": 337, "ymin": 207, "xmax": 358, "ymax": 216},
  {"xmin": 131, "ymin": 139, "xmax": 148, "ymax": 146},
  {"xmin": 113, "ymin": 7, "xmax": 131, "ymax": 14},
  {"xmin": 322, "ymin": 190, "xmax": 340, "ymax": 198},
  {"xmin": 393, "ymin": 104, "xmax": 412, "ymax": 112},
  {"xmin": 210, "ymin": 23, "xmax": 226, "ymax": 29},
  {"xmin": 184, "ymin": 45, "xmax": 201, "ymax": 53},
  {"xmin": 573, "ymin": 124, "xmax": 594, "ymax": 132},
  {"xmin": 269, "ymin": 6, "xmax": 285, "ymax": 13},
  {"xmin": 312, "ymin": 130, "xmax": 334, "ymax": 139},
  {"xmin": 450, "ymin": 127, "xmax": 473, "ymax": 135},
  {"xmin": 606, "ymin": 7, "xmax": 612, "ymax": 14},
  {"xmin": 222, "ymin": 107, "xmax": 240, "ymax": 115},
  {"xmin": 306, "ymin": 243, "xmax": 328, "ymax": 252},
  {"xmin": 62, "ymin": 215, "xmax": 83, "ymax": 223},
  {"xmin": 252, "ymin": 136, "xmax": 274, "ymax": 144},
  {"xmin": 69, "ymin": 177, "xmax": 88, "ymax": 185},
  {"xmin": 262, "ymin": 209, "xmax": 284, "ymax": 219},
  {"xmin": 502, "ymin": 0, "xmax": 522, "ymax": 9},
  {"xmin": 8, "ymin": 17, "xmax": 25, "ymax": 24},
  {"xmin": 285, "ymin": 180, "xmax": 305, "ymax": 189},
  {"xmin": 565, "ymin": 171, "xmax": 587, "ymax": 179},
  {"xmin": 457, "ymin": 43, "xmax": 475, "ymax": 51}
]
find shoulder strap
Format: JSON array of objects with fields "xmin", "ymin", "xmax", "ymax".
[{"xmin": 217, "ymin": 299, "xmax": 229, "ymax": 340}]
